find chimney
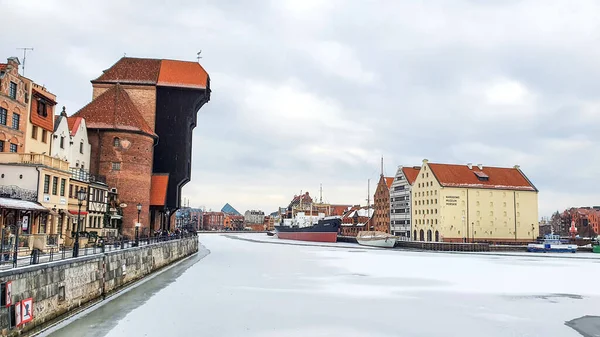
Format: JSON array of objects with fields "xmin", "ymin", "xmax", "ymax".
[
  {"xmin": 467, "ymin": 163, "xmax": 473, "ymax": 170},
  {"xmin": 477, "ymin": 164, "xmax": 483, "ymax": 170},
  {"xmin": 514, "ymin": 165, "xmax": 520, "ymax": 170},
  {"xmin": 6, "ymin": 57, "xmax": 20, "ymax": 70}
]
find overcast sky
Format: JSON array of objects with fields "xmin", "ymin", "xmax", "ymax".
[{"xmin": 1, "ymin": 0, "xmax": 599, "ymax": 217}]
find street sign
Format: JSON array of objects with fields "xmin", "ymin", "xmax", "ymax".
[{"xmin": 21, "ymin": 298, "xmax": 33, "ymax": 324}]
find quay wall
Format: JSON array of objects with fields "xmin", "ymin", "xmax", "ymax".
[{"xmin": 0, "ymin": 236, "xmax": 198, "ymax": 336}]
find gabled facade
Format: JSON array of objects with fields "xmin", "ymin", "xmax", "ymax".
[
  {"xmin": 24, "ymin": 82, "xmax": 56, "ymax": 154},
  {"xmin": 412, "ymin": 159, "xmax": 539, "ymax": 243},
  {"xmin": 373, "ymin": 175, "xmax": 393, "ymax": 233},
  {"xmin": 0, "ymin": 57, "xmax": 28, "ymax": 153},
  {"xmin": 390, "ymin": 166, "xmax": 419, "ymax": 237},
  {"xmin": 51, "ymin": 109, "xmax": 70, "ymax": 161}
]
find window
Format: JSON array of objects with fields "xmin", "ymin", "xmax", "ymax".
[
  {"xmin": 31, "ymin": 125, "xmax": 38, "ymax": 139},
  {"xmin": 112, "ymin": 162, "xmax": 121, "ymax": 171},
  {"xmin": 9, "ymin": 143, "xmax": 17, "ymax": 153},
  {"xmin": 9, "ymin": 82, "xmax": 17, "ymax": 99},
  {"xmin": 0, "ymin": 108, "xmax": 6, "ymax": 125},
  {"xmin": 0, "ymin": 141, "xmax": 4, "ymax": 152},
  {"xmin": 52, "ymin": 177, "xmax": 58, "ymax": 195},
  {"xmin": 113, "ymin": 137, "xmax": 120, "ymax": 147},
  {"xmin": 69, "ymin": 185, "xmax": 73, "ymax": 198},
  {"xmin": 80, "ymin": 141, "xmax": 84, "ymax": 154},
  {"xmin": 11, "ymin": 113, "xmax": 19, "ymax": 130},
  {"xmin": 44, "ymin": 175, "xmax": 50, "ymax": 193},
  {"xmin": 60, "ymin": 178, "xmax": 66, "ymax": 196},
  {"xmin": 42, "ymin": 130, "xmax": 47, "ymax": 143},
  {"xmin": 60, "ymin": 136, "xmax": 65, "ymax": 149},
  {"xmin": 37, "ymin": 100, "xmax": 47, "ymax": 117}
]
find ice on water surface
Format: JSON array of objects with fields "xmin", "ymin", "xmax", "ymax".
[{"xmin": 48, "ymin": 234, "xmax": 600, "ymax": 337}]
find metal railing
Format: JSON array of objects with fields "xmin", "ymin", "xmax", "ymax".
[
  {"xmin": 0, "ymin": 153, "xmax": 69, "ymax": 171},
  {"xmin": 0, "ymin": 231, "xmax": 197, "ymax": 270}
]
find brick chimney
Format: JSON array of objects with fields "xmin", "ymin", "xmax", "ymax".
[{"xmin": 6, "ymin": 57, "xmax": 20, "ymax": 71}]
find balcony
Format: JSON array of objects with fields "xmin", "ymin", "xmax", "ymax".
[
  {"xmin": 69, "ymin": 168, "xmax": 107, "ymax": 184},
  {"xmin": 0, "ymin": 153, "xmax": 69, "ymax": 171}
]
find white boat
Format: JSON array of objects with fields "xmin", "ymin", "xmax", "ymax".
[
  {"xmin": 356, "ymin": 231, "xmax": 397, "ymax": 248},
  {"xmin": 527, "ymin": 234, "xmax": 577, "ymax": 253}
]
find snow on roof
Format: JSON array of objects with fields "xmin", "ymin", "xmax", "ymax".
[{"xmin": 0, "ymin": 198, "xmax": 48, "ymax": 211}]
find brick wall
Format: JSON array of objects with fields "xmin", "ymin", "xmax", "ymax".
[
  {"xmin": 374, "ymin": 176, "xmax": 391, "ymax": 233},
  {"xmin": 89, "ymin": 130, "xmax": 154, "ymax": 238},
  {"xmin": 0, "ymin": 59, "xmax": 28, "ymax": 153}
]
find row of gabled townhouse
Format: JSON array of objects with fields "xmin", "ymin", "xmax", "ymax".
[{"xmin": 0, "ymin": 57, "xmax": 121, "ymax": 254}]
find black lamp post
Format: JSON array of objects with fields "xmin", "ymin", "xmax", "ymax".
[
  {"xmin": 165, "ymin": 209, "xmax": 171, "ymax": 232},
  {"xmin": 73, "ymin": 188, "xmax": 86, "ymax": 258},
  {"xmin": 135, "ymin": 203, "xmax": 142, "ymax": 246}
]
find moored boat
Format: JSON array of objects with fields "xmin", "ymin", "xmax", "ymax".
[
  {"xmin": 527, "ymin": 234, "xmax": 577, "ymax": 253},
  {"xmin": 274, "ymin": 212, "xmax": 341, "ymax": 243},
  {"xmin": 356, "ymin": 231, "xmax": 397, "ymax": 248}
]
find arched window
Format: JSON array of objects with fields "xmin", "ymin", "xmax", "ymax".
[
  {"xmin": 113, "ymin": 137, "xmax": 120, "ymax": 147},
  {"xmin": 427, "ymin": 229, "xmax": 432, "ymax": 241},
  {"xmin": 419, "ymin": 229, "xmax": 425, "ymax": 241},
  {"xmin": 435, "ymin": 230, "xmax": 439, "ymax": 242}
]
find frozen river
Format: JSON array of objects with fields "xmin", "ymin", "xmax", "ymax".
[{"xmin": 44, "ymin": 234, "xmax": 600, "ymax": 337}]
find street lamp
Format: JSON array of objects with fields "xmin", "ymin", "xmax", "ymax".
[
  {"xmin": 165, "ymin": 209, "xmax": 171, "ymax": 232},
  {"xmin": 135, "ymin": 203, "xmax": 142, "ymax": 246},
  {"xmin": 73, "ymin": 188, "xmax": 86, "ymax": 258}
]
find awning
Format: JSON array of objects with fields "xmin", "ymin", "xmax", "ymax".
[
  {"xmin": 68, "ymin": 210, "xmax": 88, "ymax": 215},
  {"xmin": 0, "ymin": 197, "xmax": 48, "ymax": 212}
]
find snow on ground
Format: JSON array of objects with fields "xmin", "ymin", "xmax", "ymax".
[{"xmin": 48, "ymin": 234, "xmax": 600, "ymax": 337}]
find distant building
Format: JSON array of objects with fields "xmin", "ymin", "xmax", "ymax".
[
  {"xmin": 389, "ymin": 166, "xmax": 419, "ymax": 237},
  {"xmin": 202, "ymin": 212, "xmax": 224, "ymax": 231},
  {"xmin": 244, "ymin": 210, "xmax": 265, "ymax": 225},
  {"xmin": 559, "ymin": 207, "xmax": 600, "ymax": 238},
  {"xmin": 340, "ymin": 206, "xmax": 374, "ymax": 237},
  {"xmin": 221, "ymin": 203, "xmax": 241, "ymax": 216},
  {"xmin": 224, "ymin": 214, "xmax": 244, "ymax": 230},
  {"xmin": 176, "ymin": 207, "xmax": 203, "ymax": 231},
  {"xmin": 373, "ymin": 175, "xmax": 393, "ymax": 233},
  {"xmin": 411, "ymin": 160, "xmax": 539, "ymax": 243},
  {"xmin": 286, "ymin": 192, "xmax": 313, "ymax": 218}
]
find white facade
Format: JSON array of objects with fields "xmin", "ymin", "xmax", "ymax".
[
  {"xmin": 244, "ymin": 210, "xmax": 265, "ymax": 224},
  {"xmin": 390, "ymin": 166, "xmax": 414, "ymax": 237},
  {"xmin": 0, "ymin": 165, "xmax": 38, "ymax": 191},
  {"xmin": 51, "ymin": 113, "xmax": 91, "ymax": 169},
  {"xmin": 51, "ymin": 114, "xmax": 70, "ymax": 162}
]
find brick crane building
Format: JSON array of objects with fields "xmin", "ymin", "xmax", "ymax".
[{"xmin": 73, "ymin": 57, "xmax": 210, "ymax": 237}]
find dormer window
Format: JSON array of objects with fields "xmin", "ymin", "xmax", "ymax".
[{"xmin": 473, "ymin": 171, "xmax": 489, "ymax": 181}]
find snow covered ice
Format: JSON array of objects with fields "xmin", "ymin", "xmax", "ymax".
[{"xmin": 46, "ymin": 234, "xmax": 600, "ymax": 337}]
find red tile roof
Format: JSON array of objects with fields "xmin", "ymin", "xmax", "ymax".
[
  {"xmin": 66, "ymin": 116, "xmax": 82, "ymax": 137},
  {"xmin": 93, "ymin": 58, "xmax": 161, "ymax": 85},
  {"xmin": 402, "ymin": 167, "xmax": 420, "ymax": 185},
  {"xmin": 427, "ymin": 163, "xmax": 537, "ymax": 191},
  {"xmin": 157, "ymin": 59, "xmax": 208, "ymax": 89},
  {"xmin": 385, "ymin": 177, "xmax": 394, "ymax": 189},
  {"xmin": 330, "ymin": 205, "xmax": 352, "ymax": 216},
  {"xmin": 72, "ymin": 85, "xmax": 156, "ymax": 137},
  {"xmin": 92, "ymin": 57, "xmax": 209, "ymax": 89},
  {"xmin": 150, "ymin": 174, "xmax": 169, "ymax": 206}
]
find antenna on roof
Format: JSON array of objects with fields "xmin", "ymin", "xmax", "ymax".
[
  {"xmin": 16, "ymin": 47, "xmax": 33, "ymax": 76},
  {"xmin": 123, "ymin": 52, "xmax": 127, "ymax": 57},
  {"xmin": 381, "ymin": 156, "xmax": 384, "ymax": 176},
  {"xmin": 197, "ymin": 50, "xmax": 202, "ymax": 62}
]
